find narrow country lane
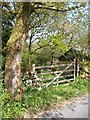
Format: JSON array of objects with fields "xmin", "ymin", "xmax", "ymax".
[{"xmin": 38, "ymin": 94, "xmax": 88, "ymax": 118}]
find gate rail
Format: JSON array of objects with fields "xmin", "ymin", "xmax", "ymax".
[{"xmin": 34, "ymin": 59, "xmax": 79, "ymax": 87}]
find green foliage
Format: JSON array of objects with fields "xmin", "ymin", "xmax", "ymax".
[
  {"xmin": 22, "ymin": 44, "xmax": 29, "ymax": 69},
  {"xmin": 2, "ymin": 3, "xmax": 14, "ymax": 48},
  {"xmin": 39, "ymin": 39, "xmax": 49, "ymax": 47},
  {"xmin": 0, "ymin": 72, "xmax": 4, "ymax": 119},
  {"xmin": 1, "ymin": 89, "xmax": 27, "ymax": 118},
  {"xmin": 2, "ymin": 95, "xmax": 27, "ymax": 118},
  {"xmin": 21, "ymin": 33, "xmax": 70, "ymax": 67},
  {"xmin": 35, "ymin": 47, "xmax": 53, "ymax": 65},
  {"xmin": 24, "ymin": 87, "xmax": 56, "ymax": 109},
  {"xmin": 30, "ymin": 35, "xmax": 70, "ymax": 66},
  {"xmin": 50, "ymin": 34, "xmax": 69, "ymax": 53},
  {"xmin": 2, "ymin": 2, "xmax": 88, "ymax": 118},
  {"xmin": 1, "ymin": 69, "xmax": 88, "ymax": 118},
  {"xmin": 70, "ymin": 77, "xmax": 88, "ymax": 90},
  {"xmin": 0, "ymin": 72, "xmax": 4, "ymax": 93}
]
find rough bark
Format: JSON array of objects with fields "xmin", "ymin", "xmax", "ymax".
[{"xmin": 5, "ymin": 3, "xmax": 32, "ymax": 96}]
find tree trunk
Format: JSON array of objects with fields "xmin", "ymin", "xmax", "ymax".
[
  {"xmin": 28, "ymin": 33, "xmax": 33, "ymax": 68},
  {"xmin": 5, "ymin": 3, "xmax": 32, "ymax": 96}
]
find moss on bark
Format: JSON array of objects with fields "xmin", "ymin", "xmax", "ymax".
[{"xmin": 5, "ymin": 3, "xmax": 33, "ymax": 97}]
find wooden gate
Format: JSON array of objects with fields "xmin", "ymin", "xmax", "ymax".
[{"xmin": 34, "ymin": 59, "xmax": 79, "ymax": 87}]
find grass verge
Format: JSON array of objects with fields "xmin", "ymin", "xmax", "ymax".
[{"xmin": 1, "ymin": 77, "xmax": 88, "ymax": 118}]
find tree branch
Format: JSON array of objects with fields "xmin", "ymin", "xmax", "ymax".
[
  {"xmin": 35, "ymin": 4, "xmax": 85, "ymax": 13},
  {"xmin": 2, "ymin": 2, "xmax": 16, "ymax": 15}
]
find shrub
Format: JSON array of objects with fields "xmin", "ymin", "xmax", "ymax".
[{"xmin": 70, "ymin": 77, "xmax": 88, "ymax": 90}]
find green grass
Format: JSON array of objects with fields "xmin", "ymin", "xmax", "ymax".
[{"xmin": 1, "ymin": 77, "xmax": 88, "ymax": 118}]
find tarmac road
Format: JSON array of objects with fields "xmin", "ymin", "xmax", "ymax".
[{"xmin": 39, "ymin": 95, "xmax": 88, "ymax": 118}]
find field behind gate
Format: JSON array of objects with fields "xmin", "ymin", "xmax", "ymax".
[{"xmin": 35, "ymin": 60, "xmax": 77, "ymax": 87}]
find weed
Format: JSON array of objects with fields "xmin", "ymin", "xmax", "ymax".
[{"xmin": 1, "ymin": 71, "xmax": 88, "ymax": 118}]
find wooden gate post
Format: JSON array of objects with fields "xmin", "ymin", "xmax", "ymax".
[
  {"xmin": 74, "ymin": 59, "xmax": 76, "ymax": 81},
  {"xmin": 77, "ymin": 58, "xmax": 80, "ymax": 77}
]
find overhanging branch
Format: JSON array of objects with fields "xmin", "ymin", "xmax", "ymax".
[{"xmin": 35, "ymin": 4, "xmax": 85, "ymax": 13}]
